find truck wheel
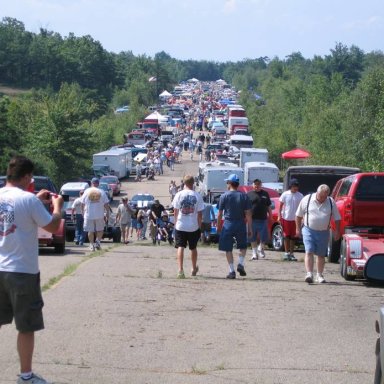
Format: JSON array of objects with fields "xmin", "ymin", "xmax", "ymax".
[
  {"xmin": 271, "ymin": 225, "xmax": 284, "ymax": 251},
  {"xmin": 340, "ymin": 241, "xmax": 356, "ymax": 281},
  {"xmin": 327, "ymin": 231, "xmax": 341, "ymax": 263},
  {"xmin": 54, "ymin": 243, "xmax": 65, "ymax": 254},
  {"xmin": 374, "ymin": 341, "xmax": 382, "ymax": 384}
]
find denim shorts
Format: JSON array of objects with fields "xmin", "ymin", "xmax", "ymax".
[
  {"xmin": 0, "ymin": 272, "xmax": 44, "ymax": 332},
  {"xmin": 219, "ymin": 220, "xmax": 247, "ymax": 252},
  {"xmin": 248, "ymin": 219, "xmax": 268, "ymax": 243},
  {"xmin": 302, "ymin": 226, "xmax": 329, "ymax": 257}
]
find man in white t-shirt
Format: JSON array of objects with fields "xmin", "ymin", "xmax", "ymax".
[
  {"xmin": 0, "ymin": 156, "xmax": 63, "ymax": 384},
  {"xmin": 172, "ymin": 175, "xmax": 204, "ymax": 279},
  {"xmin": 296, "ymin": 184, "xmax": 341, "ymax": 284},
  {"xmin": 81, "ymin": 178, "xmax": 110, "ymax": 251},
  {"xmin": 278, "ymin": 179, "xmax": 303, "ymax": 261},
  {"xmin": 71, "ymin": 190, "xmax": 85, "ymax": 245}
]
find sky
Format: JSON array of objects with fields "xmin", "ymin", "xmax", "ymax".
[{"xmin": 1, "ymin": 0, "xmax": 384, "ymax": 62}]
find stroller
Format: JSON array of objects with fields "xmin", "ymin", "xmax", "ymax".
[{"xmin": 152, "ymin": 215, "xmax": 174, "ymax": 245}]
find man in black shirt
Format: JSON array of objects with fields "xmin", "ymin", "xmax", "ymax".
[
  {"xmin": 150, "ymin": 200, "xmax": 165, "ymax": 224},
  {"xmin": 247, "ymin": 179, "xmax": 272, "ymax": 260}
]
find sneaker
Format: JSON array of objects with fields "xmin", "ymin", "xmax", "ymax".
[
  {"xmin": 75, "ymin": 241, "xmax": 79, "ymax": 245},
  {"xmin": 316, "ymin": 274, "xmax": 326, "ymax": 284},
  {"xmin": 226, "ymin": 271, "xmax": 236, "ymax": 279},
  {"xmin": 289, "ymin": 254, "xmax": 298, "ymax": 261},
  {"xmin": 282, "ymin": 252, "xmax": 290, "ymax": 261},
  {"xmin": 89, "ymin": 243, "xmax": 95, "ymax": 251},
  {"xmin": 191, "ymin": 266, "xmax": 199, "ymax": 276},
  {"xmin": 237, "ymin": 264, "xmax": 247, "ymax": 277},
  {"xmin": 305, "ymin": 272, "xmax": 313, "ymax": 284},
  {"xmin": 258, "ymin": 248, "xmax": 266, "ymax": 259},
  {"xmin": 177, "ymin": 271, "xmax": 185, "ymax": 279},
  {"xmin": 95, "ymin": 240, "xmax": 101, "ymax": 250},
  {"xmin": 17, "ymin": 373, "xmax": 51, "ymax": 384},
  {"xmin": 249, "ymin": 255, "xmax": 258, "ymax": 261}
]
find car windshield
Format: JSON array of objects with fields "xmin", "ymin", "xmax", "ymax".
[
  {"xmin": 132, "ymin": 195, "xmax": 154, "ymax": 201},
  {"xmin": 99, "ymin": 183, "xmax": 109, "ymax": 190},
  {"xmin": 101, "ymin": 177, "xmax": 117, "ymax": 183}
]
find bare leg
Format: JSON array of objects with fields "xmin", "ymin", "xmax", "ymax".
[
  {"xmin": 177, "ymin": 247, "xmax": 185, "ymax": 272},
  {"xmin": 226, "ymin": 251, "xmax": 234, "ymax": 266},
  {"xmin": 88, "ymin": 231, "xmax": 95, "ymax": 244},
  {"xmin": 290, "ymin": 239, "xmax": 295, "ymax": 254},
  {"xmin": 18, "ymin": 332, "xmax": 34, "ymax": 373},
  {"xmin": 284, "ymin": 238, "xmax": 290, "ymax": 253},
  {"xmin": 96, "ymin": 230, "xmax": 103, "ymax": 242},
  {"xmin": 191, "ymin": 248, "xmax": 198, "ymax": 271},
  {"xmin": 305, "ymin": 252, "xmax": 314, "ymax": 273},
  {"xmin": 317, "ymin": 255, "xmax": 325, "ymax": 274}
]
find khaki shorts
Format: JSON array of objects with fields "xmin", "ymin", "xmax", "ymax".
[
  {"xmin": 84, "ymin": 218, "xmax": 105, "ymax": 232},
  {"xmin": 0, "ymin": 272, "xmax": 44, "ymax": 332}
]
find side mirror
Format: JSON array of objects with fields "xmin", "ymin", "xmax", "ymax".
[{"xmin": 364, "ymin": 255, "xmax": 384, "ymax": 282}]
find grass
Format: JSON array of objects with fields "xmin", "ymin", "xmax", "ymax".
[
  {"xmin": 42, "ymin": 245, "xmax": 117, "ymax": 292},
  {"xmin": 157, "ymin": 270, "xmax": 163, "ymax": 279},
  {"xmin": 191, "ymin": 364, "xmax": 207, "ymax": 375}
]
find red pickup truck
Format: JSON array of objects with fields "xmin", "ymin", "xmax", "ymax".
[{"xmin": 329, "ymin": 173, "xmax": 384, "ymax": 263}]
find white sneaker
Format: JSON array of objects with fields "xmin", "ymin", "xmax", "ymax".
[
  {"xmin": 89, "ymin": 243, "xmax": 95, "ymax": 251},
  {"xmin": 316, "ymin": 274, "xmax": 326, "ymax": 284},
  {"xmin": 305, "ymin": 272, "xmax": 313, "ymax": 284},
  {"xmin": 95, "ymin": 240, "xmax": 101, "ymax": 250},
  {"xmin": 257, "ymin": 245, "xmax": 266, "ymax": 258},
  {"xmin": 249, "ymin": 254, "xmax": 258, "ymax": 261},
  {"xmin": 17, "ymin": 373, "xmax": 51, "ymax": 384}
]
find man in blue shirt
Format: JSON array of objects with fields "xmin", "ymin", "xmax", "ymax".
[{"xmin": 217, "ymin": 174, "xmax": 252, "ymax": 279}]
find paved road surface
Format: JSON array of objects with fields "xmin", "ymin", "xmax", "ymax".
[{"xmin": 0, "ymin": 145, "xmax": 383, "ymax": 384}]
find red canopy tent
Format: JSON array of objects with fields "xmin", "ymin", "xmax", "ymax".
[{"xmin": 281, "ymin": 148, "xmax": 311, "ymax": 160}]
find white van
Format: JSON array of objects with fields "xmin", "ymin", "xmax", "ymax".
[
  {"xmin": 228, "ymin": 134, "xmax": 254, "ymax": 149},
  {"xmin": 240, "ymin": 148, "xmax": 269, "ymax": 168},
  {"xmin": 60, "ymin": 182, "xmax": 89, "ymax": 198},
  {"xmin": 197, "ymin": 164, "xmax": 244, "ymax": 198},
  {"xmin": 244, "ymin": 162, "xmax": 279, "ymax": 186}
]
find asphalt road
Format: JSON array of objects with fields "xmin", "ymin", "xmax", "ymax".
[{"xmin": 1, "ymin": 145, "xmax": 383, "ymax": 384}]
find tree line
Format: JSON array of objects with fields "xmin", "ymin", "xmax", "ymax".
[{"xmin": 1, "ymin": 16, "xmax": 384, "ymax": 186}]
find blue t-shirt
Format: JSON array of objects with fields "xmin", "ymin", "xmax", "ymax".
[{"xmin": 218, "ymin": 190, "xmax": 251, "ymax": 221}]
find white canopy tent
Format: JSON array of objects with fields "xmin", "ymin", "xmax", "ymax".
[{"xmin": 159, "ymin": 90, "xmax": 172, "ymax": 98}]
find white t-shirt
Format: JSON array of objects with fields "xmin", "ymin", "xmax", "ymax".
[
  {"xmin": 279, "ymin": 190, "xmax": 304, "ymax": 221},
  {"xmin": 296, "ymin": 194, "xmax": 341, "ymax": 231},
  {"xmin": 72, "ymin": 197, "xmax": 83, "ymax": 215},
  {"xmin": 81, "ymin": 187, "xmax": 109, "ymax": 220},
  {"xmin": 0, "ymin": 187, "xmax": 52, "ymax": 274},
  {"xmin": 172, "ymin": 189, "xmax": 204, "ymax": 232}
]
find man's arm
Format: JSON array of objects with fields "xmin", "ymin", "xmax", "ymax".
[
  {"xmin": 245, "ymin": 209, "xmax": 253, "ymax": 237},
  {"xmin": 173, "ymin": 208, "xmax": 179, "ymax": 224},
  {"xmin": 217, "ymin": 210, "xmax": 223, "ymax": 233},
  {"xmin": 42, "ymin": 196, "xmax": 64, "ymax": 233},
  {"xmin": 197, "ymin": 211, "xmax": 203, "ymax": 228},
  {"xmin": 278, "ymin": 201, "xmax": 284, "ymax": 222},
  {"xmin": 295, "ymin": 215, "xmax": 303, "ymax": 237}
]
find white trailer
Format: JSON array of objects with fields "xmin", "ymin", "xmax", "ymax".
[
  {"xmin": 240, "ymin": 148, "xmax": 269, "ymax": 168},
  {"xmin": 244, "ymin": 162, "xmax": 279, "ymax": 186},
  {"xmin": 197, "ymin": 164, "xmax": 244, "ymax": 198},
  {"xmin": 92, "ymin": 149, "xmax": 132, "ymax": 179}
]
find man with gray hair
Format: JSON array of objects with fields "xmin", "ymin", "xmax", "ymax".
[{"xmin": 295, "ymin": 184, "xmax": 341, "ymax": 284}]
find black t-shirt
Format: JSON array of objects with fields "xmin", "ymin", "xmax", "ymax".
[
  {"xmin": 247, "ymin": 190, "xmax": 271, "ymax": 220},
  {"xmin": 151, "ymin": 204, "xmax": 165, "ymax": 219}
]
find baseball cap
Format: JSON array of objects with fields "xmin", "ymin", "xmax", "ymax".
[
  {"xmin": 289, "ymin": 178, "xmax": 299, "ymax": 187},
  {"xmin": 225, "ymin": 174, "xmax": 240, "ymax": 183},
  {"xmin": 91, "ymin": 177, "xmax": 99, "ymax": 184}
]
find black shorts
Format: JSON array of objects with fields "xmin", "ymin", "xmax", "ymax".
[
  {"xmin": 174, "ymin": 229, "xmax": 201, "ymax": 250},
  {"xmin": 0, "ymin": 272, "xmax": 44, "ymax": 333}
]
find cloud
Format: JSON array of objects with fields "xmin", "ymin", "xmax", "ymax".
[
  {"xmin": 342, "ymin": 16, "xmax": 384, "ymax": 30},
  {"xmin": 223, "ymin": 0, "xmax": 237, "ymax": 14}
]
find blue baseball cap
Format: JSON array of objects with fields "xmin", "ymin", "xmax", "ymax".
[
  {"xmin": 91, "ymin": 177, "xmax": 100, "ymax": 184},
  {"xmin": 225, "ymin": 174, "xmax": 240, "ymax": 183}
]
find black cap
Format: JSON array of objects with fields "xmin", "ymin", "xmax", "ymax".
[{"xmin": 289, "ymin": 179, "xmax": 299, "ymax": 187}]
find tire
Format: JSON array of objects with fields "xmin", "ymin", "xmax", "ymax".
[
  {"xmin": 54, "ymin": 243, "xmax": 65, "ymax": 254},
  {"xmin": 271, "ymin": 224, "xmax": 284, "ymax": 251},
  {"xmin": 65, "ymin": 231, "xmax": 74, "ymax": 242},
  {"xmin": 375, "ymin": 343, "xmax": 383, "ymax": 384},
  {"xmin": 327, "ymin": 230, "xmax": 341, "ymax": 263},
  {"xmin": 340, "ymin": 240, "xmax": 356, "ymax": 281}
]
